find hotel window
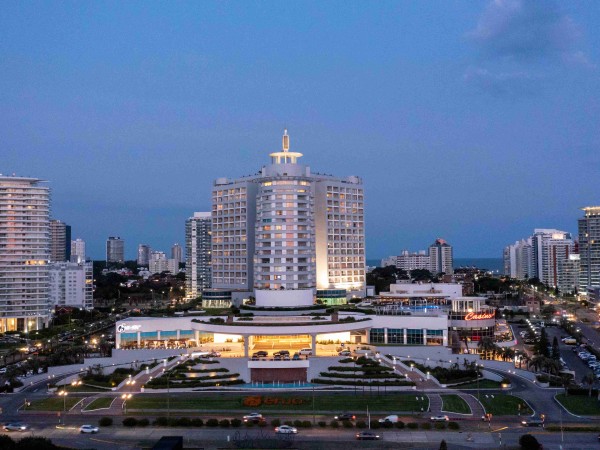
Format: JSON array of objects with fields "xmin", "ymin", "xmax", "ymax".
[
  {"xmin": 426, "ymin": 330, "xmax": 443, "ymax": 346},
  {"xmin": 387, "ymin": 328, "xmax": 404, "ymax": 344}
]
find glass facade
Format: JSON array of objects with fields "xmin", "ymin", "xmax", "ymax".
[
  {"xmin": 426, "ymin": 329, "xmax": 443, "ymax": 346},
  {"xmin": 369, "ymin": 328, "xmax": 385, "ymax": 344},
  {"xmin": 406, "ymin": 329, "xmax": 424, "ymax": 345},
  {"xmin": 387, "ymin": 328, "xmax": 404, "ymax": 344}
]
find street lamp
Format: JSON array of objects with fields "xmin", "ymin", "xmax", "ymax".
[
  {"xmin": 58, "ymin": 390, "xmax": 68, "ymax": 423},
  {"xmin": 166, "ymin": 371, "xmax": 172, "ymax": 421},
  {"xmin": 121, "ymin": 393, "xmax": 132, "ymax": 414}
]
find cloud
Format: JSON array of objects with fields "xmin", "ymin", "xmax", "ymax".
[
  {"xmin": 463, "ymin": 66, "xmax": 541, "ymax": 96},
  {"xmin": 468, "ymin": 0, "xmax": 584, "ymax": 63}
]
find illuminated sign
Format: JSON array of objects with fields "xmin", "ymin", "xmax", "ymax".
[
  {"xmin": 117, "ymin": 324, "xmax": 141, "ymax": 333},
  {"xmin": 465, "ymin": 312, "xmax": 495, "ymax": 321}
]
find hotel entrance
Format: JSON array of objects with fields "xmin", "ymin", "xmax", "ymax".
[{"xmin": 250, "ymin": 334, "xmax": 311, "ymax": 352}]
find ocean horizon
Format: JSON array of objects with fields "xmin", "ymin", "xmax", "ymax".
[{"xmin": 368, "ymin": 257, "xmax": 503, "ymax": 274}]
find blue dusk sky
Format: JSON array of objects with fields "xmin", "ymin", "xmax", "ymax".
[{"xmin": 1, "ymin": 1, "xmax": 599, "ymax": 260}]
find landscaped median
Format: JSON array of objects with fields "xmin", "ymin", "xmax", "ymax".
[
  {"xmin": 83, "ymin": 397, "xmax": 115, "ymax": 411},
  {"xmin": 556, "ymin": 393, "xmax": 600, "ymax": 416},
  {"xmin": 440, "ymin": 395, "xmax": 471, "ymax": 414},
  {"xmin": 478, "ymin": 394, "xmax": 532, "ymax": 416}
]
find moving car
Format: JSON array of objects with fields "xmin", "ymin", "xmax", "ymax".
[
  {"xmin": 79, "ymin": 425, "xmax": 99, "ymax": 434},
  {"xmin": 356, "ymin": 431, "xmax": 380, "ymax": 440},
  {"xmin": 3, "ymin": 423, "xmax": 28, "ymax": 431},
  {"xmin": 243, "ymin": 413, "xmax": 264, "ymax": 423},
  {"xmin": 378, "ymin": 414, "xmax": 399, "ymax": 423},
  {"xmin": 521, "ymin": 418, "xmax": 544, "ymax": 427},
  {"xmin": 275, "ymin": 425, "xmax": 298, "ymax": 434},
  {"xmin": 334, "ymin": 413, "xmax": 356, "ymax": 421},
  {"xmin": 430, "ymin": 415, "xmax": 449, "ymax": 422}
]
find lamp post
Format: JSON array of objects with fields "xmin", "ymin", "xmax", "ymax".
[
  {"xmin": 58, "ymin": 390, "xmax": 68, "ymax": 423},
  {"xmin": 121, "ymin": 393, "xmax": 132, "ymax": 414},
  {"xmin": 166, "ymin": 371, "xmax": 172, "ymax": 421}
]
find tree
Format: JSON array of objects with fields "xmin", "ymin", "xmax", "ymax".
[
  {"xmin": 439, "ymin": 440, "xmax": 448, "ymax": 450},
  {"xmin": 535, "ymin": 328, "xmax": 549, "ymax": 357},
  {"xmin": 519, "ymin": 433, "xmax": 540, "ymax": 450},
  {"xmin": 551, "ymin": 337, "xmax": 560, "ymax": 360},
  {"xmin": 583, "ymin": 372, "xmax": 595, "ymax": 397},
  {"xmin": 478, "ymin": 337, "xmax": 497, "ymax": 360}
]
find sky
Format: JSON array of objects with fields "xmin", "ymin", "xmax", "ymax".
[{"xmin": 1, "ymin": 1, "xmax": 599, "ymax": 260}]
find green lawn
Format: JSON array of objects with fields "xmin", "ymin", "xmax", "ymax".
[
  {"xmin": 128, "ymin": 392, "xmax": 429, "ymax": 413},
  {"xmin": 441, "ymin": 395, "xmax": 471, "ymax": 414},
  {"xmin": 556, "ymin": 393, "xmax": 600, "ymax": 415},
  {"xmin": 56, "ymin": 383, "xmax": 110, "ymax": 393},
  {"xmin": 456, "ymin": 380, "xmax": 502, "ymax": 389},
  {"xmin": 27, "ymin": 396, "xmax": 84, "ymax": 411},
  {"xmin": 84, "ymin": 397, "xmax": 115, "ymax": 410},
  {"xmin": 479, "ymin": 394, "xmax": 532, "ymax": 416}
]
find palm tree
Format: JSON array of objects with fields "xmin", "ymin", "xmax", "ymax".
[
  {"xmin": 503, "ymin": 347, "xmax": 516, "ymax": 362},
  {"xmin": 478, "ymin": 337, "xmax": 496, "ymax": 360},
  {"xmin": 529, "ymin": 355, "xmax": 545, "ymax": 373},
  {"xmin": 583, "ymin": 372, "xmax": 595, "ymax": 397}
]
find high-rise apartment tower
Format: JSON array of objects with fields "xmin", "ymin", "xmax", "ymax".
[
  {"xmin": 50, "ymin": 219, "xmax": 71, "ymax": 262},
  {"xmin": 186, "ymin": 212, "xmax": 212, "ymax": 299},
  {"xmin": 106, "ymin": 236, "xmax": 125, "ymax": 264},
  {"xmin": 579, "ymin": 206, "xmax": 600, "ymax": 295},
  {"xmin": 0, "ymin": 175, "xmax": 51, "ymax": 331}
]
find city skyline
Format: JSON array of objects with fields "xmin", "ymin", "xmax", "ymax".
[{"xmin": 2, "ymin": 2, "xmax": 599, "ymax": 259}]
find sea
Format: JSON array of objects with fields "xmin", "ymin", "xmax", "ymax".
[{"xmin": 367, "ymin": 258, "xmax": 503, "ymax": 274}]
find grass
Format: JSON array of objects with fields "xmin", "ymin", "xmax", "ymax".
[
  {"xmin": 127, "ymin": 392, "xmax": 429, "ymax": 413},
  {"xmin": 479, "ymin": 394, "xmax": 532, "ymax": 416},
  {"xmin": 556, "ymin": 393, "xmax": 600, "ymax": 415},
  {"xmin": 84, "ymin": 397, "xmax": 115, "ymax": 410},
  {"xmin": 441, "ymin": 395, "xmax": 471, "ymax": 414},
  {"xmin": 455, "ymin": 379, "xmax": 502, "ymax": 389},
  {"xmin": 56, "ymin": 383, "xmax": 109, "ymax": 392},
  {"xmin": 27, "ymin": 396, "xmax": 84, "ymax": 411}
]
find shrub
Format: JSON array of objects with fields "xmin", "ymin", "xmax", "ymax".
[
  {"xmin": 318, "ymin": 421, "xmax": 327, "ymax": 428},
  {"xmin": 302, "ymin": 420, "xmax": 312, "ymax": 428},
  {"xmin": 176, "ymin": 417, "xmax": 191, "ymax": 427},
  {"xmin": 219, "ymin": 419, "xmax": 230, "ymax": 427},
  {"xmin": 284, "ymin": 421, "xmax": 293, "ymax": 426},
  {"xmin": 206, "ymin": 418, "xmax": 219, "ymax": 427},
  {"xmin": 382, "ymin": 421, "xmax": 393, "ymax": 429},
  {"xmin": 244, "ymin": 421, "xmax": 254, "ymax": 427},
  {"xmin": 231, "ymin": 418, "xmax": 242, "ymax": 427},
  {"xmin": 434, "ymin": 422, "xmax": 446, "ymax": 430},
  {"xmin": 293, "ymin": 420, "xmax": 303, "ymax": 428},
  {"xmin": 342, "ymin": 420, "xmax": 353, "ymax": 428},
  {"xmin": 369, "ymin": 420, "xmax": 381, "ymax": 429},
  {"xmin": 271, "ymin": 419, "xmax": 281, "ymax": 427},
  {"xmin": 153, "ymin": 417, "xmax": 168, "ymax": 426},
  {"xmin": 99, "ymin": 417, "xmax": 113, "ymax": 427},
  {"xmin": 421, "ymin": 422, "xmax": 431, "ymax": 430},
  {"xmin": 138, "ymin": 418, "xmax": 150, "ymax": 427},
  {"xmin": 448, "ymin": 421, "xmax": 460, "ymax": 430},
  {"xmin": 167, "ymin": 418, "xmax": 179, "ymax": 427},
  {"xmin": 356, "ymin": 420, "xmax": 367, "ymax": 429},
  {"xmin": 407, "ymin": 422, "xmax": 418, "ymax": 429},
  {"xmin": 330, "ymin": 420, "xmax": 340, "ymax": 428},
  {"xmin": 122, "ymin": 417, "xmax": 138, "ymax": 427},
  {"xmin": 519, "ymin": 434, "xmax": 540, "ymax": 450},
  {"xmin": 258, "ymin": 421, "xmax": 267, "ymax": 427},
  {"xmin": 191, "ymin": 418, "xmax": 204, "ymax": 427},
  {"xmin": 394, "ymin": 421, "xmax": 405, "ymax": 429}
]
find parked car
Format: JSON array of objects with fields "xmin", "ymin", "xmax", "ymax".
[
  {"xmin": 253, "ymin": 351, "xmax": 268, "ymax": 358},
  {"xmin": 208, "ymin": 351, "xmax": 221, "ymax": 357},
  {"xmin": 79, "ymin": 425, "xmax": 99, "ymax": 434},
  {"xmin": 275, "ymin": 425, "xmax": 297, "ymax": 434},
  {"xmin": 334, "ymin": 413, "xmax": 356, "ymax": 421},
  {"xmin": 3, "ymin": 423, "xmax": 28, "ymax": 431},
  {"xmin": 356, "ymin": 431, "xmax": 380, "ymax": 440},
  {"xmin": 292, "ymin": 353, "xmax": 300, "ymax": 360},
  {"xmin": 243, "ymin": 413, "xmax": 264, "ymax": 423},
  {"xmin": 430, "ymin": 415, "xmax": 449, "ymax": 422},
  {"xmin": 339, "ymin": 350, "xmax": 352, "ymax": 356},
  {"xmin": 298, "ymin": 348, "xmax": 312, "ymax": 356}
]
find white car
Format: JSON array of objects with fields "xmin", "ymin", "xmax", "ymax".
[
  {"xmin": 79, "ymin": 424, "xmax": 99, "ymax": 434},
  {"xmin": 275, "ymin": 425, "xmax": 298, "ymax": 434},
  {"xmin": 3, "ymin": 423, "xmax": 28, "ymax": 431},
  {"xmin": 430, "ymin": 415, "xmax": 449, "ymax": 422}
]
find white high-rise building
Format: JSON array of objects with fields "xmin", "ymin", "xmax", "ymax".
[
  {"xmin": 149, "ymin": 251, "xmax": 168, "ymax": 274},
  {"xmin": 167, "ymin": 258, "xmax": 179, "ymax": 275},
  {"xmin": 106, "ymin": 236, "xmax": 125, "ymax": 263},
  {"xmin": 70, "ymin": 238, "xmax": 86, "ymax": 264},
  {"xmin": 212, "ymin": 130, "xmax": 365, "ymax": 307},
  {"xmin": 137, "ymin": 244, "xmax": 151, "ymax": 266},
  {"xmin": 48, "ymin": 261, "xmax": 93, "ymax": 310},
  {"xmin": 429, "ymin": 238, "xmax": 453, "ymax": 275},
  {"xmin": 503, "ymin": 238, "xmax": 534, "ymax": 280},
  {"xmin": 397, "ymin": 250, "xmax": 430, "ymax": 272},
  {"xmin": 186, "ymin": 212, "xmax": 212, "ymax": 299},
  {"xmin": 0, "ymin": 175, "xmax": 51, "ymax": 332},
  {"xmin": 579, "ymin": 206, "xmax": 600, "ymax": 296},
  {"xmin": 559, "ymin": 254, "xmax": 580, "ymax": 294},
  {"xmin": 532, "ymin": 229, "xmax": 575, "ymax": 288}
]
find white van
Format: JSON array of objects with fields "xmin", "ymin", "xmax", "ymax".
[
  {"xmin": 298, "ymin": 348, "xmax": 313, "ymax": 356},
  {"xmin": 378, "ymin": 415, "xmax": 399, "ymax": 423}
]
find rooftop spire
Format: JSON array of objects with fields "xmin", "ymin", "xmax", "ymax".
[{"xmin": 282, "ymin": 129, "xmax": 290, "ymax": 152}]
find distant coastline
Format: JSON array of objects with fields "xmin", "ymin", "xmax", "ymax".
[{"xmin": 367, "ymin": 257, "xmax": 503, "ymax": 274}]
